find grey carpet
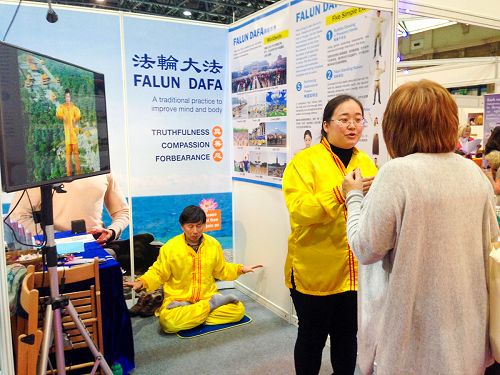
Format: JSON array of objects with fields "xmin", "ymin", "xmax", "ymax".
[{"xmin": 130, "ymin": 288, "xmax": 353, "ymax": 375}]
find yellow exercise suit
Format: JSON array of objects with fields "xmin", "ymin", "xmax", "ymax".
[
  {"xmin": 139, "ymin": 233, "xmax": 245, "ymax": 333},
  {"xmin": 282, "ymin": 138, "xmax": 377, "ymax": 296}
]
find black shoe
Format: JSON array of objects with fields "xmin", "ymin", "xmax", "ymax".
[{"xmin": 140, "ymin": 290, "xmax": 164, "ymax": 317}]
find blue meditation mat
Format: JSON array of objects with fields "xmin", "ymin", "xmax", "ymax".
[{"xmin": 176, "ymin": 315, "xmax": 252, "ymax": 338}]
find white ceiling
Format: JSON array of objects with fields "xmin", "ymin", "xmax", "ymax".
[{"xmin": 398, "ymin": 15, "xmax": 456, "ymax": 37}]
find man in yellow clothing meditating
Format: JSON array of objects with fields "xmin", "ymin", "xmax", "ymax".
[
  {"xmin": 125, "ymin": 205, "xmax": 262, "ymax": 333},
  {"xmin": 56, "ymin": 88, "xmax": 81, "ymax": 177}
]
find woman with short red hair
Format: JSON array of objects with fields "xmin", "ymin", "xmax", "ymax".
[{"xmin": 343, "ymin": 80, "xmax": 497, "ymax": 375}]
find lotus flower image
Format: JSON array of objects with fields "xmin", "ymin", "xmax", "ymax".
[{"xmin": 199, "ymin": 198, "xmax": 218, "ymax": 212}]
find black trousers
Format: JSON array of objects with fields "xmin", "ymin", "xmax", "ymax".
[{"xmin": 290, "ymin": 289, "xmax": 357, "ymax": 375}]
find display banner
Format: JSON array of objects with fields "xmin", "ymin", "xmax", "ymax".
[
  {"xmin": 122, "ymin": 16, "xmax": 232, "ymax": 247},
  {"xmin": 484, "ymin": 93, "xmax": 500, "ymax": 144},
  {"xmin": 289, "ymin": 1, "xmax": 393, "ymax": 168},
  {"xmin": 229, "ymin": 3, "xmax": 290, "ymax": 188}
]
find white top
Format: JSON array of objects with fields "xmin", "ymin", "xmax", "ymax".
[
  {"xmin": 346, "ymin": 152, "xmax": 497, "ymax": 375},
  {"xmin": 9, "ymin": 174, "xmax": 129, "ymax": 238}
]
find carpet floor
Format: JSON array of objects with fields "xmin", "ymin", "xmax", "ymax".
[{"xmin": 130, "ymin": 288, "xmax": 345, "ymax": 374}]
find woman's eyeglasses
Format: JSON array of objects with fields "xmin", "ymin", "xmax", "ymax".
[{"xmin": 330, "ymin": 118, "xmax": 365, "ymax": 127}]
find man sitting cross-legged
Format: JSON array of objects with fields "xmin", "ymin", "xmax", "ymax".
[{"xmin": 124, "ymin": 205, "xmax": 262, "ymax": 333}]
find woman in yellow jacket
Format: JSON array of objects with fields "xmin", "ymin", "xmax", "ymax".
[{"xmin": 283, "ymin": 95, "xmax": 377, "ymax": 375}]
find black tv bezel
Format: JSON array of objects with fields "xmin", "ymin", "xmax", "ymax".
[{"xmin": 0, "ymin": 41, "xmax": 111, "ymax": 193}]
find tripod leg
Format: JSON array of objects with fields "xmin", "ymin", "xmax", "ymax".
[
  {"xmin": 64, "ymin": 300, "xmax": 112, "ymax": 374},
  {"xmin": 52, "ymin": 303, "xmax": 66, "ymax": 374},
  {"xmin": 39, "ymin": 186, "xmax": 112, "ymax": 375},
  {"xmin": 37, "ymin": 299, "xmax": 66, "ymax": 375},
  {"xmin": 90, "ymin": 359, "xmax": 100, "ymax": 375},
  {"xmin": 38, "ymin": 305, "xmax": 53, "ymax": 375}
]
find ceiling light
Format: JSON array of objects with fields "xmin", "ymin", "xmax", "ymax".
[{"xmin": 183, "ymin": 10, "xmax": 192, "ymax": 16}]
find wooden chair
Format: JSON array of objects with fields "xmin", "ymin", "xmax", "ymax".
[
  {"xmin": 15, "ymin": 264, "xmax": 43, "ymax": 375},
  {"xmin": 34, "ymin": 258, "xmax": 104, "ymax": 373}
]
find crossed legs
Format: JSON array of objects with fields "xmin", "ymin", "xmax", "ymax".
[{"xmin": 158, "ymin": 295, "xmax": 245, "ymax": 333}]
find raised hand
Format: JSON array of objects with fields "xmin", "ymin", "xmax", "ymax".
[{"xmin": 342, "ymin": 168, "xmax": 363, "ymax": 196}]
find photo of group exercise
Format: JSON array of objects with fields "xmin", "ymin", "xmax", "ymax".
[{"xmin": 231, "ymin": 54, "xmax": 287, "ymax": 94}]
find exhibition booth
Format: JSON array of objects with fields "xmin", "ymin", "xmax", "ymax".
[{"xmin": 0, "ymin": 0, "xmax": 498, "ymax": 373}]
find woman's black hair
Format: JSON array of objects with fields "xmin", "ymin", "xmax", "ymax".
[
  {"xmin": 321, "ymin": 95, "xmax": 364, "ymax": 138},
  {"xmin": 303, "ymin": 129, "xmax": 312, "ymax": 139},
  {"xmin": 179, "ymin": 205, "xmax": 206, "ymax": 225},
  {"xmin": 485, "ymin": 126, "xmax": 500, "ymax": 155}
]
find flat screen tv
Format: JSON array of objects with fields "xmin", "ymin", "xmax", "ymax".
[{"xmin": 0, "ymin": 41, "xmax": 110, "ymax": 193}]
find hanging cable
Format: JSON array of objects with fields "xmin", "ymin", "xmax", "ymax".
[{"xmin": 2, "ymin": 0, "xmax": 22, "ymax": 41}]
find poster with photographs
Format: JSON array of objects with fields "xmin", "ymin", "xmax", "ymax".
[{"xmin": 229, "ymin": 3, "xmax": 289, "ymax": 186}]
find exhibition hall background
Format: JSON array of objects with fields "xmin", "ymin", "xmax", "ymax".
[{"xmin": 0, "ymin": 0, "xmax": 498, "ymax": 373}]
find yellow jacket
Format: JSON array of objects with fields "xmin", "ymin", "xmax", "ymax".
[
  {"xmin": 56, "ymin": 103, "xmax": 81, "ymax": 145},
  {"xmin": 283, "ymin": 138, "xmax": 377, "ymax": 296},
  {"xmin": 139, "ymin": 233, "xmax": 242, "ymax": 303}
]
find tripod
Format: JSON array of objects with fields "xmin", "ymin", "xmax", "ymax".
[{"xmin": 37, "ymin": 184, "xmax": 112, "ymax": 375}]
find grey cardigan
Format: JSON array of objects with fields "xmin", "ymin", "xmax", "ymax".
[{"xmin": 346, "ymin": 152, "xmax": 497, "ymax": 375}]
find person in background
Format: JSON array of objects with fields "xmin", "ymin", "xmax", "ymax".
[
  {"xmin": 8, "ymin": 173, "xmax": 129, "ymax": 244},
  {"xmin": 282, "ymin": 95, "xmax": 377, "ymax": 375},
  {"xmin": 125, "ymin": 205, "xmax": 262, "ymax": 333},
  {"xmin": 484, "ymin": 126, "xmax": 500, "ymax": 156},
  {"xmin": 484, "ymin": 126, "xmax": 500, "ymax": 204},
  {"xmin": 485, "ymin": 150, "xmax": 500, "ymax": 205},
  {"xmin": 56, "ymin": 89, "xmax": 81, "ymax": 177},
  {"xmin": 457, "ymin": 123, "xmax": 481, "ymax": 158},
  {"xmin": 342, "ymin": 79, "xmax": 497, "ymax": 375}
]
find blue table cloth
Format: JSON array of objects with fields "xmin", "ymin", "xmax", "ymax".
[{"xmin": 40, "ymin": 232, "xmax": 135, "ymax": 374}]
